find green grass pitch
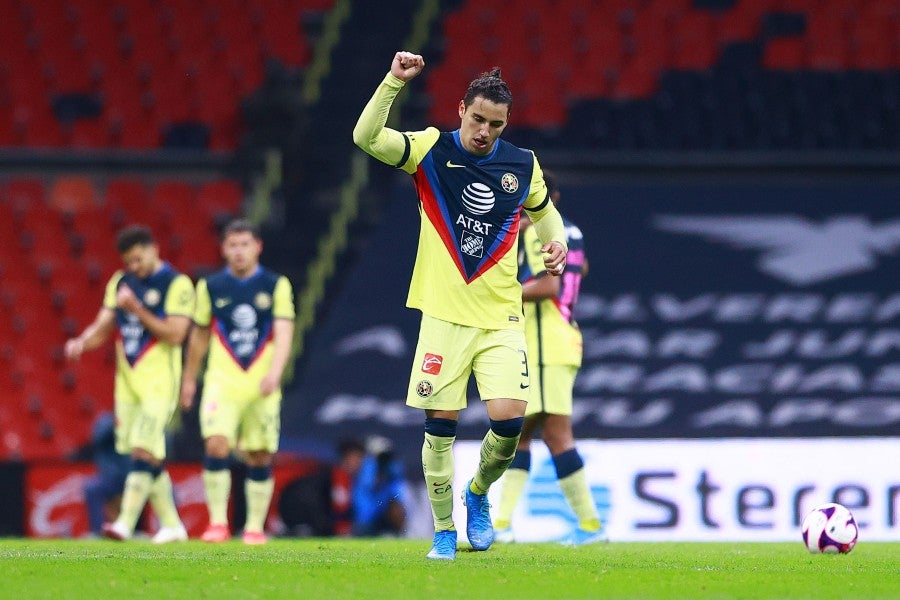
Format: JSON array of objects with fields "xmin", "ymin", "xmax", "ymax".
[{"xmin": 1, "ymin": 538, "xmax": 897, "ymax": 599}]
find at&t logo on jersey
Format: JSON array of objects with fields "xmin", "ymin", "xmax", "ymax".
[
  {"xmin": 461, "ymin": 182, "xmax": 495, "ymax": 215},
  {"xmin": 421, "ymin": 353, "xmax": 443, "ymax": 375},
  {"xmin": 229, "ymin": 304, "xmax": 259, "ymax": 358}
]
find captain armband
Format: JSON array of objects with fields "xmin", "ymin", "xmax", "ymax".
[
  {"xmin": 523, "ymin": 193, "xmax": 550, "ymax": 213},
  {"xmin": 393, "ymin": 133, "xmax": 411, "ymax": 169}
]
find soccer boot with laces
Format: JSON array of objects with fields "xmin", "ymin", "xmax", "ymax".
[
  {"xmin": 462, "ymin": 479, "xmax": 494, "ymax": 551},
  {"xmin": 425, "ymin": 529, "xmax": 457, "ymax": 560}
]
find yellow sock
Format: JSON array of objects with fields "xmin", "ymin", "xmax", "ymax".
[
  {"xmin": 148, "ymin": 471, "xmax": 183, "ymax": 528},
  {"xmin": 472, "ymin": 429, "xmax": 519, "ymax": 493},
  {"xmin": 203, "ymin": 469, "xmax": 231, "ymax": 526},
  {"xmin": 244, "ymin": 478, "xmax": 274, "ymax": 533},
  {"xmin": 559, "ymin": 468, "xmax": 601, "ymax": 531},
  {"xmin": 422, "ymin": 432, "xmax": 455, "ymax": 531},
  {"xmin": 118, "ymin": 471, "xmax": 153, "ymax": 534},
  {"xmin": 494, "ymin": 468, "xmax": 528, "ymax": 529}
]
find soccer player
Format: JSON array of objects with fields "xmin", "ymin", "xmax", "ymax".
[
  {"xmin": 179, "ymin": 219, "xmax": 295, "ymax": 545},
  {"xmin": 494, "ymin": 172, "xmax": 607, "ymax": 545},
  {"xmin": 353, "ymin": 51, "xmax": 569, "ymax": 560},
  {"xmin": 64, "ymin": 224, "xmax": 193, "ymax": 543}
]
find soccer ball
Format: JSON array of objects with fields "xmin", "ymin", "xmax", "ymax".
[{"xmin": 801, "ymin": 502, "xmax": 858, "ymax": 554}]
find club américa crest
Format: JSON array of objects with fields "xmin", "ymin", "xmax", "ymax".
[
  {"xmin": 416, "ymin": 380, "xmax": 433, "ymax": 398},
  {"xmin": 501, "ymin": 172, "xmax": 519, "ymax": 193}
]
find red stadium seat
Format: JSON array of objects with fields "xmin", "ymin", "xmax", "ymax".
[{"xmin": 763, "ymin": 37, "xmax": 807, "ymax": 70}]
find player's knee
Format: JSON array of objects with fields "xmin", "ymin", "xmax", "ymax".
[
  {"xmin": 490, "ymin": 417, "xmax": 524, "ymax": 439},
  {"xmin": 203, "ymin": 456, "xmax": 229, "ymax": 472},
  {"xmin": 205, "ymin": 435, "xmax": 230, "ymax": 458},
  {"xmin": 247, "ymin": 465, "xmax": 272, "ymax": 481},
  {"xmin": 424, "ymin": 417, "xmax": 457, "ymax": 438}
]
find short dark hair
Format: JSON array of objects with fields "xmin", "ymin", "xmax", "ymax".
[
  {"xmin": 464, "ymin": 67, "xmax": 513, "ymax": 112},
  {"xmin": 116, "ymin": 224, "xmax": 154, "ymax": 254},
  {"xmin": 222, "ymin": 218, "xmax": 260, "ymax": 240}
]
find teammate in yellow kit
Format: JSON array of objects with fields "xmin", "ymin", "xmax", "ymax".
[
  {"xmin": 494, "ymin": 172, "xmax": 606, "ymax": 545},
  {"xmin": 65, "ymin": 224, "xmax": 193, "ymax": 543},
  {"xmin": 180, "ymin": 219, "xmax": 295, "ymax": 545}
]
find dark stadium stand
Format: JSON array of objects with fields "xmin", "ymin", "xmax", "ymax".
[
  {"xmin": 428, "ymin": 0, "xmax": 900, "ymax": 150},
  {"xmin": 0, "ymin": 0, "xmax": 331, "ymax": 150}
]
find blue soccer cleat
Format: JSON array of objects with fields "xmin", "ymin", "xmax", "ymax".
[
  {"xmin": 463, "ymin": 479, "xmax": 494, "ymax": 551},
  {"xmin": 426, "ymin": 529, "xmax": 457, "ymax": 560}
]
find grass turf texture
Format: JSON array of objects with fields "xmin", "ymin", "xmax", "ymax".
[{"xmin": 1, "ymin": 539, "xmax": 897, "ymax": 599}]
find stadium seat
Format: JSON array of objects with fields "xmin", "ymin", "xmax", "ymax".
[{"xmin": 49, "ymin": 175, "xmax": 96, "ymax": 213}]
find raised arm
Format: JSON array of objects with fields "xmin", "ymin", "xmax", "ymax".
[{"xmin": 352, "ymin": 52, "xmax": 425, "ymax": 166}]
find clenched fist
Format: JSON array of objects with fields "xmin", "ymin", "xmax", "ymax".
[{"xmin": 391, "ymin": 51, "xmax": 425, "ymax": 82}]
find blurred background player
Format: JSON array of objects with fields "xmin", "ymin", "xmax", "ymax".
[
  {"xmin": 180, "ymin": 219, "xmax": 295, "ymax": 545},
  {"xmin": 64, "ymin": 225, "xmax": 193, "ymax": 543},
  {"xmin": 493, "ymin": 171, "xmax": 606, "ymax": 545},
  {"xmin": 353, "ymin": 51, "xmax": 568, "ymax": 560}
]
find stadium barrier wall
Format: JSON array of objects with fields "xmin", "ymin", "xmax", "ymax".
[{"xmin": 22, "ymin": 461, "xmax": 319, "ymax": 539}]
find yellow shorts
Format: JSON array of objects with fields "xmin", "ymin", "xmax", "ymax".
[
  {"xmin": 200, "ymin": 377, "xmax": 281, "ymax": 453},
  {"xmin": 114, "ymin": 369, "xmax": 180, "ymax": 460},
  {"xmin": 406, "ymin": 314, "xmax": 530, "ymax": 411},
  {"xmin": 525, "ymin": 364, "xmax": 578, "ymax": 417}
]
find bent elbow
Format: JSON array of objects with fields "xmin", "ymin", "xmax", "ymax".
[{"xmin": 352, "ymin": 122, "xmax": 370, "ymax": 150}]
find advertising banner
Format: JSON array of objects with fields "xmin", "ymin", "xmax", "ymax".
[
  {"xmin": 24, "ymin": 462, "xmax": 318, "ymax": 538},
  {"xmin": 451, "ymin": 438, "xmax": 899, "ymax": 543}
]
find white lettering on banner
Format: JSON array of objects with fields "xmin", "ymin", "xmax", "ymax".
[
  {"xmin": 577, "ymin": 363, "xmax": 900, "ymax": 394},
  {"xmin": 333, "ymin": 326, "xmax": 407, "ymax": 357},
  {"xmin": 576, "ymin": 293, "xmax": 900, "ymax": 323},
  {"xmin": 653, "ymin": 215, "xmax": 900, "ymax": 286},
  {"xmin": 29, "ymin": 474, "xmax": 88, "ymax": 537},
  {"xmin": 452, "ymin": 439, "xmax": 900, "ymax": 543},
  {"xmin": 566, "ymin": 397, "xmax": 900, "ymax": 429},
  {"xmin": 316, "ymin": 395, "xmax": 422, "ymax": 425}
]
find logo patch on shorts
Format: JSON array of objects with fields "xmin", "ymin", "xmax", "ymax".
[
  {"xmin": 416, "ymin": 380, "xmax": 433, "ymax": 398},
  {"xmin": 421, "ymin": 353, "xmax": 443, "ymax": 375}
]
